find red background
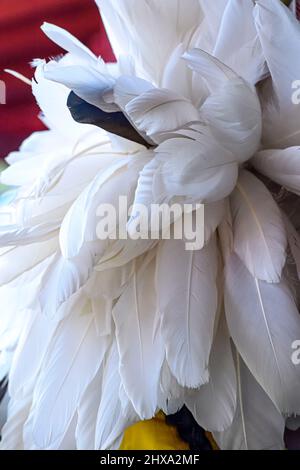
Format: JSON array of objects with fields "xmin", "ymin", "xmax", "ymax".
[{"xmin": 0, "ymin": 0, "xmax": 114, "ymax": 158}]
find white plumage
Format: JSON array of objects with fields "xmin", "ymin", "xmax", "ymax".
[
  {"xmin": 113, "ymin": 252, "xmax": 164, "ymax": 419},
  {"xmin": 156, "ymin": 236, "xmax": 218, "ymax": 388},
  {"xmin": 28, "ymin": 312, "xmax": 109, "ymax": 449},
  {"xmin": 185, "ymin": 316, "xmax": 237, "ymax": 432},
  {"xmin": 230, "ymin": 170, "xmax": 287, "ymax": 283},
  {"xmin": 213, "ymin": 349, "xmax": 285, "ymax": 450},
  {"xmin": 1, "ymin": 0, "xmax": 300, "ymax": 452},
  {"xmin": 252, "ymin": 147, "xmax": 300, "ymax": 196},
  {"xmin": 225, "ymin": 253, "xmax": 300, "ymax": 414}
]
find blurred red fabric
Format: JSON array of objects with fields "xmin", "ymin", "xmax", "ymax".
[{"xmin": 0, "ymin": 0, "xmax": 114, "ymax": 158}]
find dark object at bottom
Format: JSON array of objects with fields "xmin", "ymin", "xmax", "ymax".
[
  {"xmin": 166, "ymin": 406, "xmax": 213, "ymax": 451},
  {"xmin": 285, "ymin": 427, "xmax": 300, "ymax": 450},
  {"xmin": 0, "ymin": 376, "xmax": 8, "ymax": 404}
]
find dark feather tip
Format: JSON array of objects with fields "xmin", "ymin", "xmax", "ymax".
[
  {"xmin": 0, "ymin": 376, "xmax": 8, "ymax": 404},
  {"xmin": 166, "ymin": 406, "xmax": 213, "ymax": 451},
  {"xmin": 67, "ymin": 91, "xmax": 151, "ymax": 148}
]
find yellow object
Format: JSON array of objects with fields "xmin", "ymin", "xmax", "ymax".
[
  {"xmin": 120, "ymin": 412, "xmax": 219, "ymax": 451},
  {"xmin": 120, "ymin": 412, "xmax": 189, "ymax": 450}
]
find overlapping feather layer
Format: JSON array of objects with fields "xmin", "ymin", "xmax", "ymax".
[{"xmin": 0, "ymin": 0, "xmax": 300, "ymax": 451}]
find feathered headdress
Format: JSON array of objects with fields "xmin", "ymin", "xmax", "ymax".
[{"xmin": 1, "ymin": 0, "xmax": 300, "ymax": 450}]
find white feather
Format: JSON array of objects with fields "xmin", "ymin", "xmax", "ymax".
[
  {"xmin": 0, "ymin": 261, "xmax": 51, "ymax": 351},
  {"xmin": 230, "ymin": 170, "xmax": 287, "ymax": 283},
  {"xmin": 204, "ymin": 200, "xmax": 226, "ymax": 244},
  {"xmin": 38, "ymin": 245, "xmax": 104, "ymax": 318},
  {"xmin": 0, "ymin": 220, "xmax": 58, "ymax": 248},
  {"xmin": 96, "ymin": 0, "xmax": 202, "ymax": 85},
  {"xmin": 95, "ymin": 339, "xmax": 138, "ymax": 450},
  {"xmin": 112, "ymin": 252, "xmax": 164, "ymax": 419},
  {"xmin": 85, "ymin": 263, "xmax": 135, "ymax": 302},
  {"xmin": 0, "ymin": 153, "xmax": 117, "ymax": 250},
  {"xmin": 156, "ymin": 236, "xmax": 218, "ymax": 387},
  {"xmin": 32, "ymin": 63, "xmax": 96, "ymax": 139},
  {"xmin": 96, "ymin": 238, "xmax": 157, "ymax": 273},
  {"xmin": 1, "ymin": 154, "xmax": 45, "ymax": 187},
  {"xmin": 43, "ymin": 61, "xmax": 116, "ymax": 112},
  {"xmin": 252, "ymin": 147, "xmax": 300, "ymax": 196},
  {"xmin": 213, "ymin": 0, "xmax": 267, "ymax": 84},
  {"xmin": 126, "ymin": 157, "xmax": 160, "ymax": 228},
  {"xmin": 128, "ymin": 159, "xmax": 226, "ymax": 242},
  {"xmin": 214, "ymin": 350, "xmax": 285, "ymax": 450},
  {"xmin": 0, "ymin": 237, "xmax": 57, "ymax": 286},
  {"xmin": 161, "ymin": 43, "xmax": 196, "ymax": 101},
  {"xmin": 41, "ymin": 22, "xmax": 97, "ymax": 63},
  {"xmin": 185, "ymin": 315, "xmax": 237, "ymax": 432},
  {"xmin": 153, "ymin": 128, "xmax": 238, "ymax": 204},
  {"xmin": 42, "ymin": 155, "xmax": 153, "ymax": 316},
  {"xmin": 59, "ymin": 156, "xmax": 132, "ymax": 259},
  {"xmin": 8, "ymin": 310, "xmax": 58, "ymax": 398},
  {"xmin": 4, "ymin": 69, "xmax": 32, "ymax": 86},
  {"xmin": 158, "ymin": 360, "xmax": 185, "ymax": 416},
  {"xmin": 197, "ymin": 0, "xmax": 229, "ymax": 50},
  {"xmin": 184, "ymin": 49, "xmax": 262, "ymax": 162},
  {"xmin": 114, "ymin": 75, "xmax": 154, "ymax": 110},
  {"xmin": 225, "ymin": 253, "xmax": 300, "ymax": 414},
  {"xmin": 28, "ymin": 313, "xmax": 109, "ymax": 449},
  {"xmin": 76, "ymin": 367, "xmax": 103, "ymax": 450},
  {"xmin": 57, "ymin": 415, "xmax": 77, "ymax": 450},
  {"xmin": 183, "ymin": 48, "xmax": 237, "ymax": 91},
  {"xmin": 125, "ymin": 88, "xmax": 200, "ymax": 143},
  {"xmin": 0, "ymin": 394, "xmax": 32, "ymax": 450},
  {"xmin": 23, "ymin": 406, "xmax": 78, "ymax": 450},
  {"xmin": 254, "ymin": 0, "xmax": 300, "ymax": 148}
]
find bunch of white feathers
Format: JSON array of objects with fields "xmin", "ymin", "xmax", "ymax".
[{"xmin": 1, "ymin": 0, "xmax": 300, "ymax": 450}]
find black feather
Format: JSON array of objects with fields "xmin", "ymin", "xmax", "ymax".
[
  {"xmin": 166, "ymin": 406, "xmax": 213, "ymax": 451},
  {"xmin": 67, "ymin": 91, "xmax": 151, "ymax": 148},
  {"xmin": 0, "ymin": 376, "xmax": 8, "ymax": 405}
]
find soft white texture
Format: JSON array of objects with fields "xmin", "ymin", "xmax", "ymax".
[{"xmin": 0, "ymin": 0, "xmax": 300, "ymax": 452}]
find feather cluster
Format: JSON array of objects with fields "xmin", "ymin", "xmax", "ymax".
[{"xmin": 1, "ymin": 0, "xmax": 300, "ymax": 450}]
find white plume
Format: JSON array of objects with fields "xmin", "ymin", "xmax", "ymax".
[
  {"xmin": 214, "ymin": 349, "xmax": 285, "ymax": 450},
  {"xmin": 156, "ymin": 236, "xmax": 218, "ymax": 388},
  {"xmin": 230, "ymin": 170, "xmax": 287, "ymax": 283},
  {"xmin": 225, "ymin": 253, "xmax": 300, "ymax": 415}
]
